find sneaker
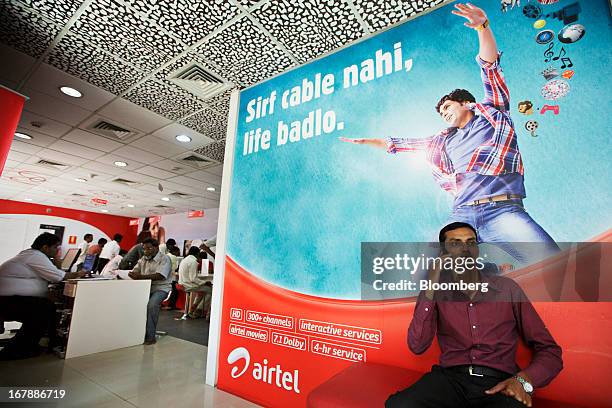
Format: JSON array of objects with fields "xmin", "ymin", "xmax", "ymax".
[{"xmin": 143, "ymin": 339, "xmax": 156, "ymax": 345}]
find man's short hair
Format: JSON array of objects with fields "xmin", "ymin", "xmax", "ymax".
[
  {"xmin": 31, "ymin": 233, "xmax": 61, "ymax": 250},
  {"xmin": 166, "ymin": 238, "xmax": 176, "ymax": 246},
  {"xmin": 188, "ymin": 246, "xmax": 201, "ymax": 257},
  {"xmin": 113, "ymin": 233, "xmax": 123, "ymax": 242},
  {"xmin": 142, "ymin": 238, "xmax": 159, "ymax": 247},
  {"xmin": 438, "ymin": 222, "xmax": 478, "ymax": 243},
  {"xmin": 84, "ymin": 233, "xmax": 93, "ymax": 240},
  {"xmin": 436, "ymin": 89, "xmax": 476, "ymax": 113},
  {"xmin": 98, "ymin": 238, "xmax": 108, "ymax": 245}
]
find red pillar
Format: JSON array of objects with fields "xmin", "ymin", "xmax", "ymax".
[{"xmin": 0, "ymin": 86, "xmax": 27, "ymax": 176}]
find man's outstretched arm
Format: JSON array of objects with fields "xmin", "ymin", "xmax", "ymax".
[{"xmin": 452, "ymin": 3, "xmax": 498, "ymax": 63}]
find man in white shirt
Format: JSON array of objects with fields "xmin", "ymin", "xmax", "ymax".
[
  {"xmin": 100, "ymin": 249, "xmax": 127, "ymax": 278},
  {"xmin": 97, "ymin": 233, "xmax": 123, "ymax": 273},
  {"xmin": 0, "ymin": 233, "xmax": 85, "ymax": 360},
  {"xmin": 74, "ymin": 233, "xmax": 93, "ymax": 271},
  {"xmin": 179, "ymin": 246, "xmax": 212, "ymax": 318},
  {"xmin": 128, "ymin": 238, "xmax": 172, "ymax": 345}
]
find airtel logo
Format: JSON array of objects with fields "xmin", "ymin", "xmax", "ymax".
[
  {"xmin": 227, "ymin": 347, "xmax": 301, "ymax": 393},
  {"xmin": 227, "ymin": 347, "xmax": 250, "ymax": 379}
]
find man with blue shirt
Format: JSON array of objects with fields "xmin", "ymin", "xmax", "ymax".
[{"xmin": 341, "ymin": 3, "xmax": 559, "ymax": 264}]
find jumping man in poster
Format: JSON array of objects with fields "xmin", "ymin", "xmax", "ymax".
[{"xmin": 340, "ymin": 3, "xmax": 559, "ymax": 265}]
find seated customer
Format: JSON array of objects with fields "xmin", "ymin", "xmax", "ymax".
[
  {"xmin": 179, "ymin": 246, "xmax": 212, "ymax": 319},
  {"xmin": 162, "ymin": 247, "xmax": 181, "ymax": 311},
  {"xmin": 100, "ymin": 249, "xmax": 127, "ymax": 277},
  {"xmin": 386, "ymin": 223, "xmax": 563, "ymax": 408},
  {"xmin": 128, "ymin": 238, "xmax": 172, "ymax": 345},
  {"xmin": 0, "ymin": 233, "xmax": 86, "ymax": 360}
]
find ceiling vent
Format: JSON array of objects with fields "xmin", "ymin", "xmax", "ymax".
[
  {"xmin": 71, "ymin": 193, "xmax": 86, "ymax": 197},
  {"xmin": 84, "ymin": 118, "xmax": 141, "ymax": 143},
  {"xmin": 36, "ymin": 159, "xmax": 70, "ymax": 171},
  {"xmin": 168, "ymin": 62, "xmax": 233, "ymax": 100},
  {"xmin": 175, "ymin": 151, "xmax": 216, "ymax": 169},
  {"xmin": 168, "ymin": 191, "xmax": 191, "ymax": 198},
  {"xmin": 111, "ymin": 177, "xmax": 141, "ymax": 187}
]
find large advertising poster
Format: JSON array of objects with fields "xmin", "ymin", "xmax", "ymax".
[{"xmin": 216, "ymin": 1, "xmax": 612, "ymax": 407}]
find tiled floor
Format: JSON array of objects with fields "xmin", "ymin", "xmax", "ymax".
[{"xmin": 0, "ymin": 336, "xmax": 259, "ymax": 408}]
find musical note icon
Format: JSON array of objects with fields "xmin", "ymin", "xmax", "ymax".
[
  {"xmin": 552, "ymin": 46, "xmax": 567, "ymax": 62},
  {"xmin": 560, "ymin": 57, "xmax": 573, "ymax": 69},
  {"xmin": 544, "ymin": 42, "xmax": 554, "ymax": 63}
]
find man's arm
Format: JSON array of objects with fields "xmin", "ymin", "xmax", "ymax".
[
  {"xmin": 339, "ymin": 136, "xmax": 435, "ymax": 154},
  {"xmin": 407, "ymin": 292, "xmax": 438, "ymax": 354},
  {"xmin": 452, "ymin": 3, "xmax": 510, "ymax": 110}
]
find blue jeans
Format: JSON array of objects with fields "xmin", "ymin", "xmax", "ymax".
[
  {"xmin": 448, "ymin": 200, "xmax": 560, "ymax": 265},
  {"xmin": 146, "ymin": 290, "xmax": 168, "ymax": 342}
]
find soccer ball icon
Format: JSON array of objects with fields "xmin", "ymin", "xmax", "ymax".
[
  {"xmin": 558, "ymin": 24, "xmax": 586, "ymax": 44},
  {"xmin": 523, "ymin": 4, "xmax": 543, "ymax": 19}
]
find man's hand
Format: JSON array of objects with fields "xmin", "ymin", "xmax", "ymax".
[
  {"xmin": 425, "ymin": 253, "xmax": 451, "ymax": 300},
  {"xmin": 451, "ymin": 3, "xmax": 487, "ymax": 29},
  {"xmin": 128, "ymin": 271, "xmax": 140, "ymax": 280},
  {"xmin": 485, "ymin": 377, "xmax": 532, "ymax": 407},
  {"xmin": 64, "ymin": 270, "xmax": 87, "ymax": 280},
  {"xmin": 338, "ymin": 137, "xmax": 387, "ymax": 149}
]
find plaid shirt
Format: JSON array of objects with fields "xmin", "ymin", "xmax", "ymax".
[{"xmin": 386, "ymin": 53, "xmax": 524, "ymax": 195}]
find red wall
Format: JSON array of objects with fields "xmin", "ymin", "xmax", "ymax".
[{"xmin": 0, "ymin": 199, "xmax": 138, "ymax": 250}]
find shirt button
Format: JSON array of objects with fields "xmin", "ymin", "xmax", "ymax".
[
  {"xmin": 472, "ymin": 325, "xmax": 476, "ymax": 329},
  {"xmin": 425, "ymin": 307, "xmax": 429, "ymax": 312},
  {"xmin": 469, "ymin": 303, "xmax": 473, "ymax": 307}
]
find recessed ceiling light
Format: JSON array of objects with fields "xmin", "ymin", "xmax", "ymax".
[
  {"xmin": 206, "ymin": 187, "xmax": 216, "ymax": 192},
  {"xmin": 101, "ymin": 209, "xmax": 109, "ymax": 213},
  {"xmin": 161, "ymin": 197, "xmax": 171, "ymax": 201},
  {"xmin": 175, "ymin": 134, "xmax": 192, "ymax": 143},
  {"xmin": 24, "ymin": 198, "xmax": 33, "ymax": 201},
  {"xmin": 75, "ymin": 178, "xmax": 87, "ymax": 183},
  {"xmin": 127, "ymin": 204, "xmax": 135, "ymax": 208},
  {"xmin": 114, "ymin": 161, "xmax": 128, "ymax": 167},
  {"xmin": 59, "ymin": 86, "xmax": 82, "ymax": 98},
  {"xmin": 46, "ymin": 190, "xmax": 55, "ymax": 193},
  {"xmin": 14, "ymin": 132, "xmax": 32, "ymax": 140}
]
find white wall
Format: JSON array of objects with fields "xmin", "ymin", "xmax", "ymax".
[{"xmin": 0, "ymin": 214, "xmax": 110, "ymax": 264}]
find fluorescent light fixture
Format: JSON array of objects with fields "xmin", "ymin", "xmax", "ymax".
[
  {"xmin": 24, "ymin": 198, "xmax": 33, "ymax": 201},
  {"xmin": 114, "ymin": 161, "xmax": 128, "ymax": 167},
  {"xmin": 175, "ymin": 134, "xmax": 192, "ymax": 143},
  {"xmin": 75, "ymin": 178, "xmax": 87, "ymax": 183},
  {"xmin": 161, "ymin": 197, "xmax": 171, "ymax": 201},
  {"xmin": 15, "ymin": 132, "xmax": 32, "ymax": 140},
  {"xmin": 46, "ymin": 190, "xmax": 55, "ymax": 193},
  {"xmin": 101, "ymin": 209, "xmax": 109, "ymax": 213},
  {"xmin": 127, "ymin": 204, "xmax": 135, "ymax": 208},
  {"xmin": 59, "ymin": 86, "xmax": 82, "ymax": 98},
  {"xmin": 206, "ymin": 187, "xmax": 216, "ymax": 192}
]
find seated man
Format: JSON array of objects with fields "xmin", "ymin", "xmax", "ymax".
[
  {"xmin": 386, "ymin": 222, "xmax": 563, "ymax": 408},
  {"xmin": 0, "ymin": 233, "xmax": 86, "ymax": 359},
  {"xmin": 128, "ymin": 238, "xmax": 172, "ymax": 345},
  {"xmin": 118, "ymin": 242, "xmax": 145, "ymax": 270},
  {"xmin": 179, "ymin": 246, "xmax": 212, "ymax": 318}
]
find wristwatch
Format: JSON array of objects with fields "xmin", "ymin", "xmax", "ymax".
[
  {"xmin": 514, "ymin": 375, "xmax": 534, "ymax": 394},
  {"xmin": 475, "ymin": 19, "xmax": 489, "ymax": 32}
]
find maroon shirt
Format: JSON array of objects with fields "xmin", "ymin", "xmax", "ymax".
[{"xmin": 409, "ymin": 273, "xmax": 563, "ymax": 388}]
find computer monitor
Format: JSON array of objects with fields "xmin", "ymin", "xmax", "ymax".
[
  {"xmin": 82, "ymin": 254, "xmax": 97, "ymax": 273},
  {"xmin": 60, "ymin": 248, "xmax": 80, "ymax": 271}
]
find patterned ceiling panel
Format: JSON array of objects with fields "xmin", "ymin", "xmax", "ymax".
[
  {"xmin": 12, "ymin": 0, "xmax": 84, "ymax": 24},
  {"xmin": 205, "ymin": 88, "xmax": 236, "ymax": 118},
  {"xmin": 354, "ymin": 0, "xmax": 445, "ymax": 31},
  {"xmin": 0, "ymin": 1, "xmax": 62, "ymax": 58},
  {"xmin": 194, "ymin": 139, "xmax": 225, "ymax": 163},
  {"xmin": 46, "ymin": 32, "xmax": 146, "ymax": 94},
  {"xmin": 252, "ymin": 0, "xmax": 365, "ymax": 63},
  {"xmin": 236, "ymin": 0, "xmax": 261, "ymax": 8},
  {"xmin": 196, "ymin": 16, "xmax": 295, "ymax": 87},
  {"xmin": 180, "ymin": 109, "xmax": 227, "ymax": 142},
  {"xmin": 70, "ymin": 0, "xmax": 186, "ymax": 71},
  {"xmin": 154, "ymin": 51, "xmax": 218, "ymax": 83},
  {"xmin": 123, "ymin": 78, "xmax": 207, "ymax": 121},
  {"xmin": 124, "ymin": 0, "xmax": 239, "ymax": 47}
]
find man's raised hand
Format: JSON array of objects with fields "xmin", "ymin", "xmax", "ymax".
[
  {"xmin": 338, "ymin": 137, "xmax": 387, "ymax": 149},
  {"xmin": 451, "ymin": 3, "xmax": 487, "ymax": 29}
]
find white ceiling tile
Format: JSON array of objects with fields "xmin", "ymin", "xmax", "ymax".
[
  {"xmin": 95, "ymin": 153, "xmax": 145, "ymax": 170},
  {"xmin": 23, "ymin": 62, "xmax": 116, "ymax": 111},
  {"xmin": 61, "ymin": 128, "xmax": 124, "ymax": 152},
  {"xmin": 22, "ymin": 89, "xmax": 92, "ymax": 126},
  {"xmin": 3, "ymin": 159, "xmax": 22, "ymax": 169},
  {"xmin": 150, "ymin": 159, "xmax": 192, "ymax": 174},
  {"xmin": 134, "ymin": 166, "xmax": 176, "ymax": 179},
  {"xmin": 0, "ymin": 44, "xmax": 36, "ymax": 85},
  {"xmin": 128, "ymin": 135, "xmax": 188, "ymax": 159},
  {"xmin": 46, "ymin": 140, "xmax": 105, "ymax": 160},
  {"xmin": 117, "ymin": 171, "xmax": 159, "ymax": 184},
  {"xmin": 18, "ymin": 111, "xmax": 71, "ymax": 138},
  {"xmin": 151, "ymin": 122, "xmax": 214, "ymax": 151},
  {"xmin": 12, "ymin": 163, "xmax": 65, "ymax": 177},
  {"xmin": 12, "ymin": 126, "xmax": 60, "ymax": 148},
  {"xmin": 6, "ymin": 150, "xmax": 30, "ymax": 162},
  {"xmin": 206, "ymin": 165, "xmax": 224, "ymax": 176},
  {"xmin": 166, "ymin": 175, "xmax": 201, "ymax": 187},
  {"xmin": 82, "ymin": 161, "xmax": 132, "ymax": 176},
  {"xmin": 184, "ymin": 170, "xmax": 222, "ymax": 185},
  {"xmin": 9, "ymin": 140, "xmax": 43, "ymax": 155},
  {"xmin": 98, "ymin": 98, "xmax": 172, "ymax": 134},
  {"xmin": 113, "ymin": 145, "xmax": 165, "ymax": 165}
]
